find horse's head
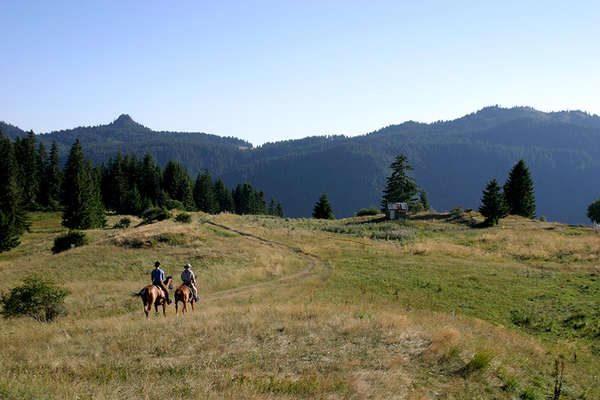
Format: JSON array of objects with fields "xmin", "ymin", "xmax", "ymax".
[{"xmin": 165, "ymin": 276, "xmax": 173, "ymax": 290}]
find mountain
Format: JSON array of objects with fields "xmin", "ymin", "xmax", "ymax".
[
  {"xmin": 3, "ymin": 107, "xmax": 600, "ymax": 223},
  {"xmin": 0, "ymin": 121, "xmax": 27, "ymax": 139}
]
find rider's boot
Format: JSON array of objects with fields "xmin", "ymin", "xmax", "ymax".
[{"xmin": 165, "ymin": 294, "xmax": 172, "ymax": 304}]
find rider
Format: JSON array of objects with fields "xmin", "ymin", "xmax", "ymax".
[
  {"xmin": 151, "ymin": 261, "xmax": 172, "ymax": 304},
  {"xmin": 181, "ymin": 263, "xmax": 199, "ymax": 302}
]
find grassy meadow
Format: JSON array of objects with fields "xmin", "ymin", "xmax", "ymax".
[{"xmin": 0, "ymin": 210, "xmax": 599, "ymax": 399}]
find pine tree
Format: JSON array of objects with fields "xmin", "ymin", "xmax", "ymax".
[
  {"xmin": 504, "ymin": 159, "xmax": 536, "ymax": 218},
  {"xmin": 163, "ymin": 161, "xmax": 193, "ymax": 208},
  {"xmin": 214, "ymin": 178, "xmax": 234, "ymax": 213},
  {"xmin": 139, "ymin": 153, "xmax": 161, "ymax": 206},
  {"xmin": 193, "ymin": 171, "xmax": 217, "ymax": 213},
  {"xmin": 381, "ymin": 154, "xmax": 419, "ymax": 209},
  {"xmin": 14, "ymin": 131, "xmax": 40, "ymax": 209},
  {"xmin": 0, "ymin": 131, "xmax": 30, "ymax": 252},
  {"xmin": 268, "ymin": 197, "xmax": 276, "ymax": 215},
  {"xmin": 255, "ymin": 190, "xmax": 267, "ymax": 214},
  {"xmin": 418, "ymin": 189, "xmax": 430, "ymax": 211},
  {"xmin": 479, "ymin": 179, "xmax": 508, "ymax": 226},
  {"xmin": 121, "ymin": 184, "xmax": 144, "ymax": 215},
  {"xmin": 313, "ymin": 193, "xmax": 334, "ymax": 219},
  {"xmin": 62, "ymin": 140, "xmax": 106, "ymax": 229},
  {"xmin": 275, "ymin": 201, "xmax": 284, "ymax": 217},
  {"xmin": 42, "ymin": 141, "xmax": 62, "ymax": 210}
]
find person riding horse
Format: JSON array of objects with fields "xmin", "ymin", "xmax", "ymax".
[
  {"xmin": 181, "ymin": 263, "xmax": 199, "ymax": 302},
  {"xmin": 152, "ymin": 261, "xmax": 172, "ymax": 304}
]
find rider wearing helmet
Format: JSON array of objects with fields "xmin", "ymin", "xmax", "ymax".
[
  {"xmin": 181, "ymin": 263, "xmax": 199, "ymax": 302},
  {"xmin": 151, "ymin": 261, "xmax": 172, "ymax": 304}
]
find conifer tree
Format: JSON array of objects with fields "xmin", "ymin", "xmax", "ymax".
[
  {"xmin": 194, "ymin": 171, "xmax": 217, "ymax": 213},
  {"xmin": 41, "ymin": 141, "xmax": 62, "ymax": 210},
  {"xmin": 139, "ymin": 153, "xmax": 161, "ymax": 206},
  {"xmin": 418, "ymin": 189, "xmax": 430, "ymax": 211},
  {"xmin": 163, "ymin": 161, "xmax": 193, "ymax": 208},
  {"xmin": 275, "ymin": 201, "xmax": 284, "ymax": 217},
  {"xmin": 313, "ymin": 193, "xmax": 334, "ymax": 219},
  {"xmin": 255, "ymin": 190, "xmax": 267, "ymax": 214},
  {"xmin": 62, "ymin": 140, "xmax": 106, "ymax": 229},
  {"xmin": 504, "ymin": 159, "xmax": 536, "ymax": 218},
  {"xmin": 479, "ymin": 179, "xmax": 508, "ymax": 226},
  {"xmin": 381, "ymin": 154, "xmax": 419, "ymax": 209},
  {"xmin": 268, "ymin": 197, "xmax": 276, "ymax": 215},
  {"xmin": 0, "ymin": 132, "xmax": 29, "ymax": 252},
  {"xmin": 214, "ymin": 178, "xmax": 234, "ymax": 213},
  {"xmin": 14, "ymin": 131, "xmax": 40, "ymax": 209}
]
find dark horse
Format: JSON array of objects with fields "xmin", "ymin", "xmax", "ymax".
[
  {"xmin": 174, "ymin": 283, "xmax": 195, "ymax": 315},
  {"xmin": 134, "ymin": 276, "xmax": 173, "ymax": 317}
]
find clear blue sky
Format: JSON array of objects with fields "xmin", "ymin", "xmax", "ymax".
[{"xmin": 1, "ymin": 1, "xmax": 599, "ymax": 145}]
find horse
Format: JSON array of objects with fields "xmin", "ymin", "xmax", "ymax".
[
  {"xmin": 174, "ymin": 283, "xmax": 195, "ymax": 315},
  {"xmin": 134, "ymin": 276, "xmax": 173, "ymax": 317}
]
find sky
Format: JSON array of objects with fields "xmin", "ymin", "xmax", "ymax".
[{"xmin": 1, "ymin": 1, "xmax": 599, "ymax": 145}]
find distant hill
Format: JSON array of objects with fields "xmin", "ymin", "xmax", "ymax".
[
  {"xmin": 3, "ymin": 106, "xmax": 600, "ymax": 223},
  {"xmin": 0, "ymin": 121, "xmax": 27, "ymax": 140}
]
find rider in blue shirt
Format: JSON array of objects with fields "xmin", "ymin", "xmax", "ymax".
[{"xmin": 151, "ymin": 261, "xmax": 171, "ymax": 304}]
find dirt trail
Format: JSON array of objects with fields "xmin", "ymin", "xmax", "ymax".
[{"xmin": 199, "ymin": 220, "xmax": 321, "ymax": 301}]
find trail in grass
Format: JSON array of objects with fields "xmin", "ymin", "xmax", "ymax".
[{"xmin": 194, "ymin": 220, "xmax": 321, "ymax": 301}]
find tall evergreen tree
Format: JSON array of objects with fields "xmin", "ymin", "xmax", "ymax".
[
  {"xmin": 62, "ymin": 140, "xmax": 105, "ymax": 229},
  {"xmin": 214, "ymin": 178, "xmax": 234, "ymax": 213},
  {"xmin": 504, "ymin": 159, "xmax": 536, "ymax": 218},
  {"xmin": 255, "ymin": 190, "xmax": 267, "ymax": 214},
  {"xmin": 313, "ymin": 193, "xmax": 335, "ymax": 219},
  {"xmin": 14, "ymin": 131, "xmax": 40, "ymax": 209},
  {"xmin": 163, "ymin": 161, "xmax": 193, "ymax": 209},
  {"xmin": 0, "ymin": 131, "xmax": 29, "ymax": 252},
  {"xmin": 268, "ymin": 197, "xmax": 276, "ymax": 216},
  {"xmin": 275, "ymin": 201, "xmax": 284, "ymax": 217},
  {"xmin": 40, "ymin": 141, "xmax": 62, "ymax": 210},
  {"xmin": 139, "ymin": 153, "xmax": 161, "ymax": 206},
  {"xmin": 193, "ymin": 171, "xmax": 217, "ymax": 213},
  {"xmin": 418, "ymin": 189, "xmax": 430, "ymax": 211},
  {"xmin": 381, "ymin": 154, "xmax": 419, "ymax": 209},
  {"xmin": 233, "ymin": 183, "xmax": 255, "ymax": 215},
  {"xmin": 479, "ymin": 179, "xmax": 508, "ymax": 226}
]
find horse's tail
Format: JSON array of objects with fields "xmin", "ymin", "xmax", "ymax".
[{"xmin": 133, "ymin": 288, "xmax": 147, "ymax": 297}]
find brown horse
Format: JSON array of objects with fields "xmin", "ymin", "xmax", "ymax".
[
  {"xmin": 174, "ymin": 283, "xmax": 195, "ymax": 315},
  {"xmin": 134, "ymin": 276, "xmax": 173, "ymax": 317}
]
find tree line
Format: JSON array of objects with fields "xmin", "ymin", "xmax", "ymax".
[{"xmin": 0, "ymin": 131, "xmax": 283, "ymax": 253}]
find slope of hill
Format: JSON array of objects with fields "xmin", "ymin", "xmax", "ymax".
[
  {"xmin": 3, "ymin": 106, "xmax": 600, "ymax": 223},
  {"xmin": 0, "ymin": 212, "xmax": 598, "ymax": 398}
]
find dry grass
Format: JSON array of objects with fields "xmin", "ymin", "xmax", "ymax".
[{"xmin": 0, "ymin": 212, "xmax": 598, "ymax": 398}]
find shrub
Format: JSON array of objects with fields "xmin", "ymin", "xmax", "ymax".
[
  {"xmin": 539, "ymin": 216, "xmax": 547, "ymax": 222},
  {"xmin": 355, "ymin": 206, "xmax": 379, "ymax": 216},
  {"xmin": 462, "ymin": 351, "xmax": 493, "ymax": 375},
  {"xmin": 52, "ymin": 230, "xmax": 89, "ymax": 254},
  {"xmin": 0, "ymin": 275, "xmax": 69, "ymax": 321},
  {"xmin": 174, "ymin": 213, "xmax": 192, "ymax": 223},
  {"xmin": 164, "ymin": 199, "xmax": 185, "ymax": 211},
  {"xmin": 113, "ymin": 217, "xmax": 131, "ymax": 229},
  {"xmin": 141, "ymin": 207, "xmax": 171, "ymax": 224}
]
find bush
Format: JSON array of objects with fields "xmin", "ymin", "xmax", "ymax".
[
  {"xmin": 164, "ymin": 199, "xmax": 185, "ymax": 211},
  {"xmin": 174, "ymin": 213, "xmax": 192, "ymax": 223},
  {"xmin": 52, "ymin": 230, "xmax": 89, "ymax": 254},
  {"xmin": 462, "ymin": 351, "xmax": 494, "ymax": 375},
  {"xmin": 355, "ymin": 206, "xmax": 379, "ymax": 217},
  {"xmin": 0, "ymin": 275, "xmax": 69, "ymax": 321},
  {"xmin": 141, "ymin": 207, "xmax": 171, "ymax": 224},
  {"xmin": 113, "ymin": 217, "xmax": 131, "ymax": 229}
]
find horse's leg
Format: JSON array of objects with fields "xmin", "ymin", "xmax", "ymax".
[
  {"xmin": 175, "ymin": 299, "xmax": 178, "ymax": 315},
  {"xmin": 143, "ymin": 299, "xmax": 149, "ymax": 318},
  {"xmin": 191, "ymin": 296, "xmax": 195, "ymax": 312},
  {"xmin": 162, "ymin": 301, "xmax": 166, "ymax": 317}
]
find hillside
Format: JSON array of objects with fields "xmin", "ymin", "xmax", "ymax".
[
  {"xmin": 3, "ymin": 106, "xmax": 600, "ymax": 223},
  {"xmin": 0, "ymin": 211, "xmax": 598, "ymax": 398}
]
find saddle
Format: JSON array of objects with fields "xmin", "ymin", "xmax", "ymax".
[{"xmin": 152, "ymin": 283, "xmax": 166, "ymax": 299}]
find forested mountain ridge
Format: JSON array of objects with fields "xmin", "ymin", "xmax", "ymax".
[{"xmin": 3, "ymin": 106, "xmax": 600, "ymax": 223}]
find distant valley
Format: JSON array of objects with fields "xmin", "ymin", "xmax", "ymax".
[{"xmin": 3, "ymin": 106, "xmax": 600, "ymax": 223}]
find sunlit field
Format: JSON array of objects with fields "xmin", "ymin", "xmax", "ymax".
[{"xmin": 0, "ymin": 211, "xmax": 598, "ymax": 399}]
